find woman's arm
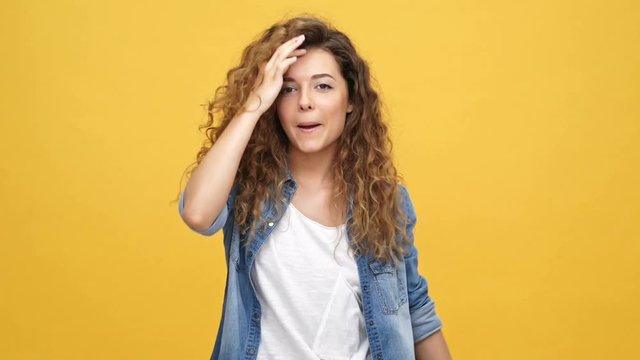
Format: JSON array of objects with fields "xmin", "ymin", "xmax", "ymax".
[
  {"xmin": 181, "ymin": 107, "xmax": 261, "ymax": 232},
  {"xmin": 415, "ymin": 329, "xmax": 452, "ymax": 360},
  {"xmin": 181, "ymin": 35, "xmax": 307, "ymax": 232},
  {"xmin": 398, "ymin": 184, "xmax": 452, "ymax": 359}
]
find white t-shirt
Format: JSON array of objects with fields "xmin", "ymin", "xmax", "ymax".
[{"xmin": 252, "ymin": 202, "xmax": 371, "ymax": 360}]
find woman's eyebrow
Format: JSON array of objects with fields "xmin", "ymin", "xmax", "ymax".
[{"xmin": 283, "ymin": 73, "xmax": 335, "ymax": 82}]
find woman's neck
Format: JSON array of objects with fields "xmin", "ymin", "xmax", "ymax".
[{"xmin": 287, "ymin": 144, "xmax": 336, "ymax": 189}]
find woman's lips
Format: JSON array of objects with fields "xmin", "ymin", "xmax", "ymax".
[{"xmin": 297, "ymin": 124, "xmax": 321, "ymax": 133}]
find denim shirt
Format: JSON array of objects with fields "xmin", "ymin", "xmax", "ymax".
[{"xmin": 179, "ymin": 174, "xmax": 443, "ymax": 360}]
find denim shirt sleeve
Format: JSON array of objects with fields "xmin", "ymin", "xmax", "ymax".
[
  {"xmin": 178, "ymin": 189, "xmax": 231, "ymax": 236},
  {"xmin": 399, "ymin": 184, "xmax": 444, "ymax": 343}
]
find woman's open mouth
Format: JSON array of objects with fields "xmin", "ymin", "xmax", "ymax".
[{"xmin": 297, "ymin": 123, "xmax": 321, "ymax": 133}]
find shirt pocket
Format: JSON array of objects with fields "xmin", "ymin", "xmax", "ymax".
[{"xmin": 368, "ymin": 260, "xmax": 408, "ymax": 315}]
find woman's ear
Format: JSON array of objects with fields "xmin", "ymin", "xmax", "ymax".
[{"xmin": 347, "ymin": 102, "xmax": 353, "ymax": 114}]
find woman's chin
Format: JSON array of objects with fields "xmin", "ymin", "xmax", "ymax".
[
  {"xmin": 295, "ymin": 145, "xmax": 322, "ymax": 154},
  {"xmin": 290, "ymin": 141, "xmax": 327, "ymax": 155}
]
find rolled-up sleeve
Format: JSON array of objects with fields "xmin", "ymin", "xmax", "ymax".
[
  {"xmin": 399, "ymin": 184, "xmax": 443, "ymax": 343},
  {"xmin": 178, "ymin": 190, "xmax": 229, "ymax": 236}
]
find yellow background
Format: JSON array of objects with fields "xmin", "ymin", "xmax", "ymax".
[{"xmin": 2, "ymin": 0, "xmax": 639, "ymax": 359}]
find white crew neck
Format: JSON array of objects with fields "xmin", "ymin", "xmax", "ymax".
[{"xmin": 289, "ymin": 202, "xmax": 347, "ymax": 230}]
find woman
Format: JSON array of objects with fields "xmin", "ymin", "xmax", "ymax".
[{"xmin": 178, "ymin": 15, "xmax": 452, "ymax": 360}]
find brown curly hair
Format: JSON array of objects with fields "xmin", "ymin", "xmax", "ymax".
[{"xmin": 178, "ymin": 14, "xmax": 411, "ymax": 265}]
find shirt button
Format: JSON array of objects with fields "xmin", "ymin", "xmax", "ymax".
[
  {"xmin": 376, "ymin": 354, "xmax": 383, "ymax": 359},
  {"xmin": 247, "ymin": 347, "xmax": 256, "ymax": 355},
  {"xmin": 268, "ymin": 222, "xmax": 274, "ymax": 227},
  {"xmin": 368, "ymin": 320, "xmax": 374, "ymax": 326}
]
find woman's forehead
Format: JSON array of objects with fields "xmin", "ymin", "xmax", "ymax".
[{"xmin": 283, "ymin": 48, "xmax": 342, "ymax": 81}]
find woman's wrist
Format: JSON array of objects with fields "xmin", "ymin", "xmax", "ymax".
[
  {"xmin": 235, "ymin": 101, "xmax": 263, "ymax": 125},
  {"xmin": 242, "ymin": 91, "xmax": 267, "ymax": 115}
]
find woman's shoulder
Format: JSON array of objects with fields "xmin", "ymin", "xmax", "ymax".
[
  {"xmin": 397, "ymin": 182, "xmax": 409, "ymax": 194},
  {"xmin": 395, "ymin": 182, "xmax": 411, "ymax": 202},
  {"xmin": 395, "ymin": 182, "xmax": 416, "ymax": 221}
]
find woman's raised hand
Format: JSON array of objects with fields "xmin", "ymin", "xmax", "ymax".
[{"xmin": 244, "ymin": 34, "xmax": 306, "ymax": 114}]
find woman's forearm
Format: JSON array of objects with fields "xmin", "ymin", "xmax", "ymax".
[
  {"xmin": 415, "ymin": 329, "xmax": 452, "ymax": 360},
  {"xmin": 181, "ymin": 105, "xmax": 261, "ymax": 232}
]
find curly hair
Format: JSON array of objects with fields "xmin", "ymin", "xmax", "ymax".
[{"xmin": 178, "ymin": 14, "xmax": 412, "ymax": 265}]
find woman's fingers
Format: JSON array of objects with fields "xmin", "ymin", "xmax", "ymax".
[
  {"xmin": 289, "ymin": 48, "xmax": 307, "ymax": 57},
  {"xmin": 277, "ymin": 35, "xmax": 305, "ymax": 60},
  {"xmin": 274, "ymin": 56, "xmax": 298, "ymax": 77},
  {"xmin": 266, "ymin": 35, "xmax": 305, "ymax": 71},
  {"xmin": 272, "ymin": 44, "xmax": 307, "ymax": 77}
]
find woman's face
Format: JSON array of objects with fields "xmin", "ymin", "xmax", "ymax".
[{"xmin": 276, "ymin": 48, "xmax": 353, "ymax": 156}]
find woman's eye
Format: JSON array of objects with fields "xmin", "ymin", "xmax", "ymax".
[
  {"xmin": 317, "ymin": 83, "xmax": 333, "ymax": 90},
  {"xmin": 280, "ymin": 86, "xmax": 296, "ymax": 94}
]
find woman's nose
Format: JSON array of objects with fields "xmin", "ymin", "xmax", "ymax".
[
  {"xmin": 298, "ymin": 89, "xmax": 314, "ymax": 110},
  {"xmin": 299, "ymin": 103, "xmax": 313, "ymax": 110}
]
